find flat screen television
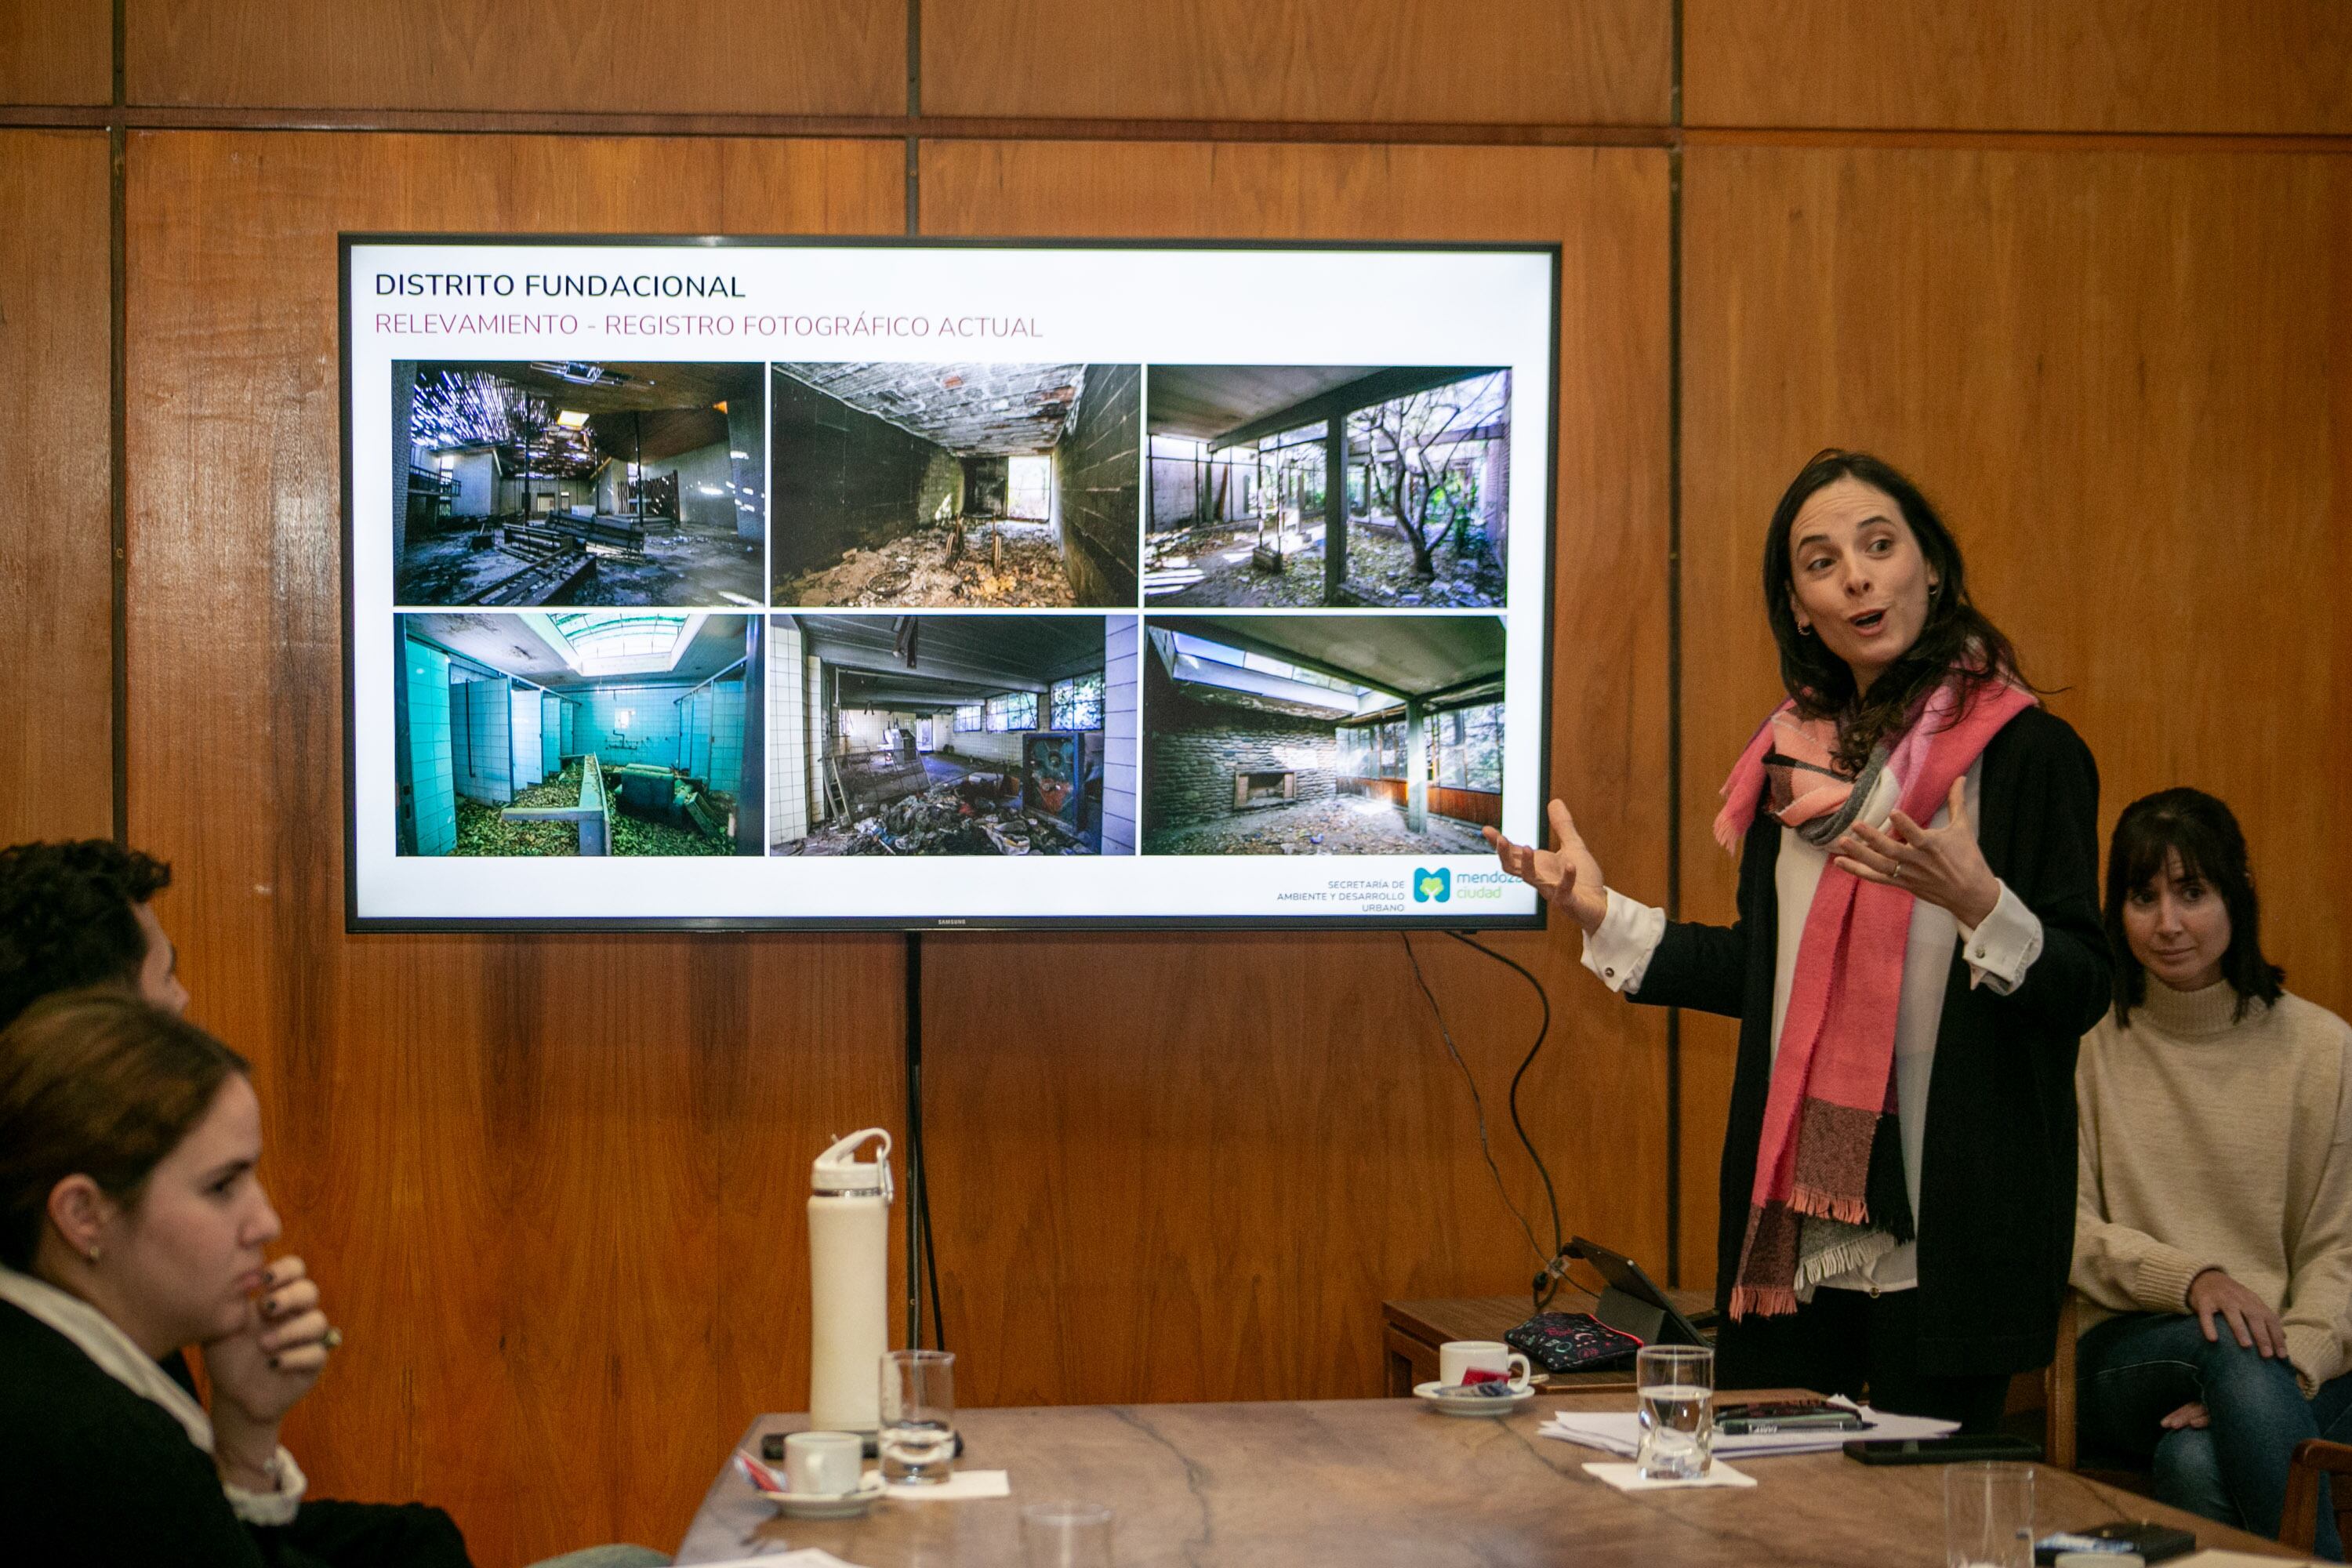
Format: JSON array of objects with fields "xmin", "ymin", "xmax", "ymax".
[{"xmin": 343, "ymin": 236, "xmax": 1557, "ymax": 929}]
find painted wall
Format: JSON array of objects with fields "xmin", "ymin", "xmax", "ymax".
[
  {"xmin": 1102, "ymin": 618, "xmax": 1139, "ymax": 855},
  {"xmin": 769, "ymin": 371, "xmax": 949, "ymax": 581},
  {"xmin": 399, "ymin": 637, "xmax": 457, "ymax": 855},
  {"xmin": 451, "ymin": 672, "xmax": 511, "ymax": 805},
  {"xmin": 510, "ymin": 685, "xmax": 544, "ymax": 789},
  {"xmin": 1052, "ymin": 363, "xmax": 1141, "ymax": 604},
  {"xmin": 578, "ymin": 684, "xmax": 685, "ymax": 768}
]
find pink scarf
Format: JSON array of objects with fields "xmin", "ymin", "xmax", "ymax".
[{"xmin": 1714, "ymin": 677, "xmax": 2035, "ymax": 1317}]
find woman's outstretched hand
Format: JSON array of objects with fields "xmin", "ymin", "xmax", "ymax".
[
  {"xmin": 1834, "ymin": 777, "xmax": 2002, "ymax": 929},
  {"xmin": 1485, "ymin": 800, "xmax": 1608, "ymax": 934}
]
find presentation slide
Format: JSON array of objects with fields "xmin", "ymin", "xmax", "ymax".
[{"xmin": 343, "ymin": 238, "xmax": 1555, "ymax": 928}]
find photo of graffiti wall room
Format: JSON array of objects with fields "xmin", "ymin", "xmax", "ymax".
[
  {"xmin": 394, "ymin": 612, "xmax": 763, "ymax": 857},
  {"xmin": 1142, "ymin": 615, "xmax": 1504, "ymax": 855},
  {"xmin": 770, "ymin": 362, "xmax": 1140, "ymax": 609},
  {"xmin": 394, "ymin": 361, "xmax": 767, "ymax": 608},
  {"xmin": 1145, "ymin": 366, "xmax": 1511, "ymax": 608},
  {"xmin": 768, "ymin": 614, "xmax": 1138, "ymax": 856}
]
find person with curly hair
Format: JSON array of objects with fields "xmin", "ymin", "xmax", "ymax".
[{"xmin": 0, "ymin": 839, "xmax": 184, "ymax": 1027}]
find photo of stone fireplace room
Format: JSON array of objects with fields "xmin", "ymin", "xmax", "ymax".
[
  {"xmin": 767, "ymin": 613, "xmax": 1138, "ymax": 856},
  {"xmin": 769, "ymin": 361, "xmax": 1139, "ymax": 609},
  {"xmin": 394, "ymin": 611, "xmax": 762, "ymax": 858},
  {"xmin": 1145, "ymin": 365, "xmax": 1511, "ymax": 609},
  {"xmin": 393, "ymin": 360, "xmax": 766, "ymax": 608},
  {"xmin": 1141, "ymin": 614, "xmax": 1504, "ymax": 856}
]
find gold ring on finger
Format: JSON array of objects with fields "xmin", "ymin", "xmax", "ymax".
[{"xmin": 321, "ymin": 1326, "xmax": 344, "ymax": 1351}]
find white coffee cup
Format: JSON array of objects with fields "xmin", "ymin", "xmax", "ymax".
[
  {"xmin": 1439, "ymin": 1340, "xmax": 1532, "ymax": 1391},
  {"xmin": 784, "ymin": 1430, "xmax": 866, "ymax": 1496}
]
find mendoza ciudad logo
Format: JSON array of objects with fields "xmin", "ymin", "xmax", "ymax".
[{"xmin": 1413, "ymin": 867, "xmax": 1452, "ymax": 902}]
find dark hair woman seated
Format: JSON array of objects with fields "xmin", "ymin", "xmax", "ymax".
[
  {"xmin": 2072, "ymin": 789, "xmax": 2352, "ymax": 1558},
  {"xmin": 0, "ymin": 993, "xmax": 668, "ymax": 1568}
]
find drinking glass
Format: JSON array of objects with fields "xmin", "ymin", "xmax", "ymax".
[
  {"xmin": 1944, "ymin": 1461, "xmax": 2035, "ymax": 1568},
  {"xmin": 1021, "ymin": 1500, "xmax": 1115, "ymax": 1568},
  {"xmin": 879, "ymin": 1348, "xmax": 956, "ymax": 1484},
  {"xmin": 1634, "ymin": 1344, "xmax": 1715, "ymax": 1480}
]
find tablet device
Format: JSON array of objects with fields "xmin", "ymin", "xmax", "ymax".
[{"xmin": 1567, "ymin": 1236, "xmax": 1711, "ymax": 1347}]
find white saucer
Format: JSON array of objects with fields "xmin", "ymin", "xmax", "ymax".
[
  {"xmin": 1414, "ymin": 1379, "xmax": 1537, "ymax": 1417},
  {"xmin": 758, "ymin": 1472, "xmax": 887, "ymax": 1519}
]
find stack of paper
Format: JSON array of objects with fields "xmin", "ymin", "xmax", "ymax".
[{"xmin": 1541, "ymin": 1397, "xmax": 1958, "ymax": 1458}]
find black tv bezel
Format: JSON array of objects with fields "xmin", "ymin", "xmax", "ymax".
[{"xmin": 341, "ymin": 233, "xmax": 1560, "ymax": 934}]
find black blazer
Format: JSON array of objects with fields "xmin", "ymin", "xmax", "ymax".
[
  {"xmin": 1632, "ymin": 706, "xmax": 2110, "ymax": 1377},
  {"xmin": 0, "ymin": 1300, "xmax": 466, "ymax": 1568}
]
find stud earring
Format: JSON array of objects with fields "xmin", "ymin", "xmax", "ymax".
[{"xmin": 85, "ymin": 1246, "xmax": 101, "ymax": 1265}]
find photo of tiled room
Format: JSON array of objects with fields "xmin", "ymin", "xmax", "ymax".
[{"xmin": 395, "ymin": 611, "xmax": 761, "ymax": 856}]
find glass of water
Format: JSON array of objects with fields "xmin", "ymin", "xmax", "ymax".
[
  {"xmin": 1021, "ymin": 1500, "xmax": 1114, "ymax": 1568},
  {"xmin": 879, "ymin": 1348, "xmax": 956, "ymax": 1484},
  {"xmin": 1635, "ymin": 1345, "xmax": 1715, "ymax": 1480},
  {"xmin": 1944, "ymin": 1461, "xmax": 2034, "ymax": 1568}
]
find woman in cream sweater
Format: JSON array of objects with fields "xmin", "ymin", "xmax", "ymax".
[{"xmin": 2074, "ymin": 788, "xmax": 2352, "ymax": 1555}]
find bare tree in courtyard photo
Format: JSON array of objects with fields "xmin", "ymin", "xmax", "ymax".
[{"xmin": 1356, "ymin": 383, "xmax": 1494, "ymax": 581}]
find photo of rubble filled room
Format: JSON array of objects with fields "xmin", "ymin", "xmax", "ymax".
[
  {"xmin": 767, "ymin": 614, "xmax": 1137, "ymax": 856},
  {"xmin": 394, "ymin": 612, "xmax": 762, "ymax": 857},
  {"xmin": 769, "ymin": 361, "xmax": 1139, "ymax": 609},
  {"xmin": 1145, "ymin": 366, "xmax": 1512, "ymax": 608},
  {"xmin": 1141, "ymin": 615, "xmax": 1504, "ymax": 856},
  {"xmin": 394, "ymin": 361, "xmax": 766, "ymax": 608}
]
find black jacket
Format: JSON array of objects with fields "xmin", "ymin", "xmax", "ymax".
[
  {"xmin": 0, "ymin": 1299, "xmax": 468, "ymax": 1568},
  {"xmin": 1632, "ymin": 706, "xmax": 2110, "ymax": 1377}
]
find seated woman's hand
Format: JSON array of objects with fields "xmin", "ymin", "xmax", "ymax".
[
  {"xmin": 204, "ymin": 1255, "xmax": 337, "ymax": 1431},
  {"xmin": 2187, "ymin": 1267, "xmax": 2287, "ymax": 1358},
  {"xmin": 1484, "ymin": 800, "xmax": 1609, "ymax": 934},
  {"xmin": 2160, "ymin": 1400, "xmax": 2212, "ymax": 1431}
]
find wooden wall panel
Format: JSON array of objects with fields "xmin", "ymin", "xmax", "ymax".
[
  {"xmin": 125, "ymin": 131, "xmax": 906, "ymax": 1566},
  {"xmin": 0, "ymin": 1, "xmax": 111, "ymax": 106},
  {"xmin": 922, "ymin": 2, "xmax": 1671, "ymax": 127},
  {"xmin": 1677, "ymin": 145, "xmax": 2352, "ymax": 1283},
  {"xmin": 0, "ymin": 132, "xmax": 112, "ymax": 844},
  {"xmin": 918, "ymin": 141, "xmax": 1671, "ymax": 1404},
  {"xmin": 1686, "ymin": 1, "xmax": 2352, "ymax": 135},
  {"xmin": 125, "ymin": 0, "xmax": 906, "ymax": 116}
]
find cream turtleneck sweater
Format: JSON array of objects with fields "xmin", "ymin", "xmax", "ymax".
[{"xmin": 2073, "ymin": 978, "xmax": 2352, "ymax": 1392}]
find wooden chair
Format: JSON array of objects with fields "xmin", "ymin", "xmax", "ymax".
[{"xmin": 2279, "ymin": 1439, "xmax": 2352, "ymax": 1555}]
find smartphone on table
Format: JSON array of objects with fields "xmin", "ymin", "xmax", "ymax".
[{"xmin": 1715, "ymin": 1399, "xmax": 1869, "ymax": 1435}]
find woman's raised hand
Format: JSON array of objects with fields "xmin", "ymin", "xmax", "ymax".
[
  {"xmin": 1835, "ymin": 777, "xmax": 2003, "ymax": 929},
  {"xmin": 204, "ymin": 1255, "xmax": 335, "ymax": 1432},
  {"xmin": 1484, "ymin": 800, "xmax": 1608, "ymax": 933}
]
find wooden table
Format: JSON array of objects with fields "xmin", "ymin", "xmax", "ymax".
[
  {"xmin": 1384, "ymin": 1288, "xmax": 1717, "ymax": 1396},
  {"xmin": 673, "ymin": 1392, "xmax": 2299, "ymax": 1566}
]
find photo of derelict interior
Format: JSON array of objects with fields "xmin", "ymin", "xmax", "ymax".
[
  {"xmin": 394, "ymin": 360, "xmax": 767, "ymax": 608},
  {"xmin": 1145, "ymin": 365, "xmax": 1512, "ymax": 608},
  {"xmin": 1142, "ymin": 614, "xmax": 1504, "ymax": 856},
  {"xmin": 770, "ymin": 361, "xmax": 1140, "ymax": 610},
  {"xmin": 394, "ymin": 612, "xmax": 762, "ymax": 857},
  {"xmin": 768, "ymin": 614, "xmax": 1138, "ymax": 857}
]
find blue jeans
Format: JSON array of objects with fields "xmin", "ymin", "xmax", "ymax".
[{"xmin": 2078, "ymin": 1313, "xmax": 2352, "ymax": 1559}]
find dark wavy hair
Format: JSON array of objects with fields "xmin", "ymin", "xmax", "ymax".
[
  {"xmin": 2105, "ymin": 788, "xmax": 2283, "ymax": 1027},
  {"xmin": 1762, "ymin": 450, "xmax": 2027, "ymax": 776},
  {"xmin": 0, "ymin": 840, "xmax": 173, "ymax": 1030},
  {"xmin": 0, "ymin": 992, "xmax": 247, "ymax": 1272}
]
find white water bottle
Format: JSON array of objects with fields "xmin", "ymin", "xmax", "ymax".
[{"xmin": 808, "ymin": 1128, "xmax": 893, "ymax": 1433}]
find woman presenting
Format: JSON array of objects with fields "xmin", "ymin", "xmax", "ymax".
[{"xmin": 1491, "ymin": 449, "xmax": 2110, "ymax": 1429}]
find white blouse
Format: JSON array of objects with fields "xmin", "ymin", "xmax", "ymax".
[{"xmin": 1581, "ymin": 757, "xmax": 2044, "ymax": 1294}]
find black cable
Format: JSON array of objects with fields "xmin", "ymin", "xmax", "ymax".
[
  {"xmin": 1401, "ymin": 932, "xmax": 1550, "ymax": 1288},
  {"xmin": 1443, "ymin": 929, "xmax": 1563, "ymax": 1271},
  {"xmin": 905, "ymin": 932, "xmax": 946, "ymax": 1352}
]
